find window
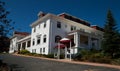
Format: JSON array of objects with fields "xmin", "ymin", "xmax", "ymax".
[
  {"xmin": 32, "ymin": 39, "xmax": 35, "ymax": 46},
  {"xmin": 32, "ymin": 49, "xmax": 36, "ymax": 53},
  {"xmin": 43, "ymin": 48, "xmax": 45, "ymax": 53},
  {"xmin": 18, "ymin": 44, "xmax": 21, "ymax": 51},
  {"xmin": 74, "ymin": 26, "xmax": 76, "ymax": 30},
  {"xmin": 43, "ymin": 35, "xmax": 46, "ymax": 43},
  {"xmin": 57, "ymin": 21, "xmax": 61, "ymax": 28},
  {"xmin": 37, "ymin": 36, "xmax": 41, "ymax": 44},
  {"xmin": 27, "ymin": 40, "xmax": 31, "ymax": 47},
  {"xmin": 80, "ymin": 28, "xmax": 85, "ymax": 32},
  {"xmin": 22, "ymin": 42, "xmax": 26, "ymax": 49},
  {"xmin": 40, "ymin": 48, "xmax": 42, "ymax": 54},
  {"xmin": 71, "ymin": 26, "xmax": 76, "ymax": 31},
  {"xmin": 55, "ymin": 35, "xmax": 62, "ymax": 43},
  {"xmin": 44, "ymin": 22, "xmax": 46, "ymax": 28},
  {"xmin": 71, "ymin": 26, "xmax": 74, "ymax": 31}
]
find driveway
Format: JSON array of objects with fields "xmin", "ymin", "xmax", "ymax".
[{"xmin": 0, "ymin": 54, "xmax": 120, "ymax": 71}]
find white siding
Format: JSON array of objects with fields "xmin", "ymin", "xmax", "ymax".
[{"xmin": 30, "ymin": 19, "xmax": 51, "ymax": 54}]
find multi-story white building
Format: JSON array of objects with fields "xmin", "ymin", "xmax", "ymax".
[{"xmin": 9, "ymin": 12, "xmax": 103, "ymax": 55}]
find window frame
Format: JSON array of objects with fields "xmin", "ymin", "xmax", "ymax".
[
  {"xmin": 43, "ymin": 35, "xmax": 47, "ymax": 43},
  {"xmin": 44, "ymin": 22, "xmax": 46, "ymax": 28},
  {"xmin": 32, "ymin": 39, "xmax": 35, "ymax": 46},
  {"xmin": 55, "ymin": 35, "xmax": 62, "ymax": 43},
  {"xmin": 43, "ymin": 48, "xmax": 45, "ymax": 53},
  {"xmin": 37, "ymin": 35, "xmax": 41, "ymax": 44},
  {"xmin": 57, "ymin": 21, "xmax": 61, "ymax": 28}
]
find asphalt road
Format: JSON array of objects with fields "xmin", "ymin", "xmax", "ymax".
[{"xmin": 0, "ymin": 54, "xmax": 120, "ymax": 71}]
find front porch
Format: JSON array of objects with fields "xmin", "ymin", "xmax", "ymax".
[
  {"xmin": 17, "ymin": 35, "xmax": 31, "ymax": 52},
  {"xmin": 54, "ymin": 30, "xmax": 102, "ymax": 60}
]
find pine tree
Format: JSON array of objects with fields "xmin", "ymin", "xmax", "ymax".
[
  {"xmin": 102, "ymin": 10, "xmax": 120, "ymax": 58},
  {"xmin": 0, "ymin": 0, "xmax": 14, "ymax": 37},
  {"xmin": 0, "ymin": 0, "xmax": 14, "ymax": 52}
]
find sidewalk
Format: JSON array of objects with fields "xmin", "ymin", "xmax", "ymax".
[{"xmin": 13, "ymin": 54, "xmax": 120, "ymax": 70}]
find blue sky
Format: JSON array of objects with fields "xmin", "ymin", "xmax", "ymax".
[{"xmin": 3, "ymin": 0, "xmax": 120, "ymax": 33}]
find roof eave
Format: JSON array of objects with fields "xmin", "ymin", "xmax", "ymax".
[{"xmin": 30, "ymin": 13, "xmax": 52, "ymax": 27}]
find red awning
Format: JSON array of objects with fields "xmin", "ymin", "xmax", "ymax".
[
  {"xmin": 55, "ymin": 44, "xmax": 66, "ymax": 49},
  {"xmin": 60, "ymin": 38, "xmax": 71, "ymax": 43}
]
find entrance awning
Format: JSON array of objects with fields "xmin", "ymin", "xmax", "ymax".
[{"xmin": 55, "ymin": 44, "xmax": 65, "ymax": 49}]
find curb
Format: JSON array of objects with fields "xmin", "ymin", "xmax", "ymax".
[{"xmin": 13, "ymin": 54, "xmax": 120, "ymax": 70}]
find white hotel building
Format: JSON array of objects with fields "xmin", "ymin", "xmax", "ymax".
[{"xmin": 9, "ymin": 12, "xmax": 103, "ymax": 55}]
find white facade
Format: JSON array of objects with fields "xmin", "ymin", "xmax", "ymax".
[
  {"xmin": 9, "ymin": 33, "xmax": 28, "ymax": 53},
  {"xmin": 9, "ymin": 12, "xmax": 103, "ymax": 55}
]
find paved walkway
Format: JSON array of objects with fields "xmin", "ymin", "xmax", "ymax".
[{"xmin": 14, "ymin": 54, "xmax": 120, "ymax": 70}]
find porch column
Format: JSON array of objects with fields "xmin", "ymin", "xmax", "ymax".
[
  {"xmin": 65, "ymin": 46, "xmax": 67, "ymax": 59},
  {"xmin": 20, "ymin": 42, "xmax": 23, "ymax": 50},
  {"xmin": 16, "ymin": 43, "xmax": 18, "ymax": 51},
  {"xmin": 74, "ymin": 32, "xmax": 80, "ymax": 54},
  {"xmin": 74, "ymin": 32, "xmax": 80, "ymax": 47},
  {"xmin": 26, "ymin": 41, "xmax": 28, "ymax": 49}
]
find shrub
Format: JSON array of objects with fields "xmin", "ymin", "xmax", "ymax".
[
  {"xmin": 111, "ymin": 58, "xmax": 120, "ymax": 65},
  {"xmin": 73, "ymin": 49, "xmax": 112, "ymax": 64},
  {"xmin": 19, "ymin": 50, "xmax": 30, "ymax": 54},
  {"xmin": 45, "ymin": 54, "xmax": 54, "ymax": 58}
]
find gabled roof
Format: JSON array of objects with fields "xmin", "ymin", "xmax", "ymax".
[
  {"xmin": 14, "ymin": 31, "xmax": 30, "ymax": 36},
  {"xmin": 10, "ymin": 31, "xmax": 30, "ymax": 39}
]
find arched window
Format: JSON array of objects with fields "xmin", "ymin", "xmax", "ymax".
[
  {"xmin": 55, "ymin": 35, "xmax": 62, "ymax": 43},
  {"xmin": 43, "ymin": 35, "xmax": 46, "ymax": 43}
]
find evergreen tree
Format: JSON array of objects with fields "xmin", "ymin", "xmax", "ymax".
[
  {"xmin": 0, "ymin": 0, "xmax": 14, "ymax": 37},
  {"xmin": 0, "ymin": 0, "xmax": 14, "ymax": 52},
  {"xmin": 102, "ymin": 10, "xmax": 120, "ymax": 58}
]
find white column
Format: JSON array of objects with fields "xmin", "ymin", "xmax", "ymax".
[
  {"xmin": 74, "ymin": 32, "xmax": 79, "ymax": 47},
  {"xmin": 65, "ymin": 46, "xmax": 67, "ymax": 59},
  {"xmin": 57, "ymin": 42, "xmax": 60, "ymax": 59},
  {"xmin": 20, "ymin": 42, "xmax": 23, "ymax": 50},
  {"xmin": 76, "ymin": 32, "xmax": 80, "ymax": 53},
  {"xmin": 16, "ymin": 43, "xmax": 18, "ymax": 51},
  {"xmin": 76, "ymin": 32, "xmax": 78, "ymax": 47},
  {"xmin": 26, "ymin": 41, "xmax": 28, "ymax": 49}
]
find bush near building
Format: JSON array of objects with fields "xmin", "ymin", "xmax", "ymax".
[
  {"xmin": 73, "ymin": 48, "xmax": 120, "ymax": 65},
  {"xmin": 19, "ymin": 50, "xmax": 30, "ymax": 54}
]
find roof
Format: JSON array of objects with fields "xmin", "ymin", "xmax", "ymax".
[
  {"xmin": 14, "ymin": 31, "xmax": 30, "ymax": 36},
  {"xmin": 30, "ymin": 12, "xmax": 103, "ymax": 33},
  {"xmin": 17, "ymin": 35, "xmax": 31, "ymax": 43},
  {"xmin": 91, "ymin": 25, "xmax": 104, "ymax": 31},
  {"xmin": 58, "ymin": 13, "xmax": 90, "ymax": 26}
]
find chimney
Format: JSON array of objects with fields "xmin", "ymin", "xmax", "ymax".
[{"xmin": 38, "ymin": 11, "xmax": 46, "ymax": 18}]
